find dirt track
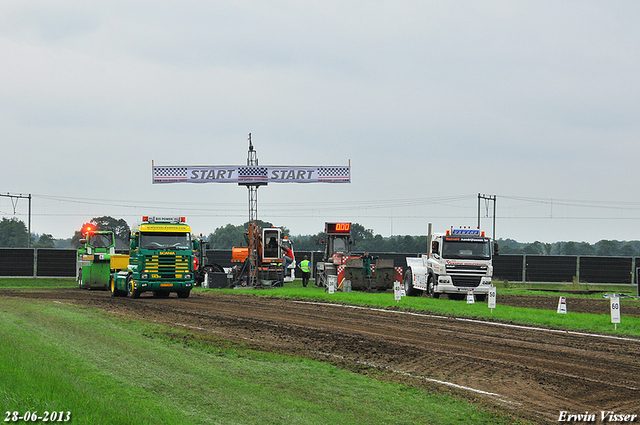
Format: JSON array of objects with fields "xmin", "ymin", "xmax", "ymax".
[{"xmin": 5, "ymin": 288, "xmax": 640, "ymax": 424}]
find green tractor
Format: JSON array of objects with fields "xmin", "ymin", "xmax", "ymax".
[{"xmin": 77, "ymin": 224, "xmax": 122, "ymax": 290}]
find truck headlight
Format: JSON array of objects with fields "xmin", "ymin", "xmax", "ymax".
[{"xmin": 141, "ymin": 273, "xmax": 149, "ymax": 279}]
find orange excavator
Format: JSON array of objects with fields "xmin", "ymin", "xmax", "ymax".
[{"xmin": 231, "ymin": 222, "xmax": 294, "ymax": 287}]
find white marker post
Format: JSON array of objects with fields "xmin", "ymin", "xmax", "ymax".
[
  {"xmin": 557, "ymin": 296, "xmax": 567, "ymax": 314},
  {"xmin": 488, "ymin": 287, "xmax": 497, "ymax": 312},
  {"xmin": 467, "ymin": 290, "xmax": 475, "ymax": 304},
  {"xmin": 327, "ymin": 275, "xmax": 337, "ymax": 294},
  {"xmin": 610, "ymin": 295, "xmax": 621, "ymax": 330},
  {"xmin": 394, "ymin": 281, "xmax": 402, "ymax": 303}
]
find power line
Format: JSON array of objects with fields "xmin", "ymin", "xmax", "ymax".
[{"xmin": 0, "ymin": 193, "xmax": 31, "ymax": 247}]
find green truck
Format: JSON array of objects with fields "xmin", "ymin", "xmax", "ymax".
[
  {"xmin": 77, "ymin": 227, "xmax": 127, "ymax": 290},
  {"xmin": 109, "ymin": 216, "xmax": 197, "ymax": 298}
]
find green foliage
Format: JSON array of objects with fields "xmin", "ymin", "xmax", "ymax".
[
  {"xmin": 497, "ymin": 238, "xmax": 639, "ymax": 257},
  {"xmin": 91, "ymin": 216, "xmax": 130, "ymax": 242},
  {"xmin": 0, "ymin": 217, "xmax": 29, "ymax": 247},
  {"xmin": 69, "ymin": 216, "xmax": 130, "ymax": 248},
  {"xmin": 207, "ymin": 220, "xmax": 284, "ymax": 249},
  {"xmin": 207, "ymin": 223, "xmax": 246, "ymax": 249},
  {"xmin": 523, "ymin": 241, "xmax": 544, "ymax": 255},
  {"xmin": 33, "ymin": 234, "xmax": 55, "ymax": 248}
]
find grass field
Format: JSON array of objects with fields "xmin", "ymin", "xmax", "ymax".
[
  {"xmin": 2, "ymin": 277, "xmax": 638, "ymax": 424},
  {"xmin": 0, "ymin": 294, "xmax": 525, "ymax": 424},
  {"xmin": 0, "ymin": 277, "xmax": 76, "ymax": 288}
]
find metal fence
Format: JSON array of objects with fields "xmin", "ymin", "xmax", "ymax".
[
  {"xmin": 0, "ymin": 248, "xmax": 77, "ymax": 278},
  {"xmin": 493, "ymin": 254, "xmax": 638, "ymax": 284},
  {"xmin": 1, "ymin": 248, "xmax": 638, "ymax": 285}
]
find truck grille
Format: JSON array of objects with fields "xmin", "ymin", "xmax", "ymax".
[
  {"xmin": 145, "ymin": 255, "xmax": 190, "ymax": 279},
  {"xmin": 450, "ymin": 275, "xmax": 482, "ymax": 287},
  {"xmin": 445, "ymin": 264, "xmax": 486, "ymax": 288}
]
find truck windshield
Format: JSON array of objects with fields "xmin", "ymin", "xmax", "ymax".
[
  {"xmin": 442, "ymin": 238, "xmax": 491, "ymax": 260},
  {"xmin": 88, "ymin": 233, "xmax": 113, "ymax": 248},
  {"xmin": 140, "ymin": 232, "xmax": 191, "ymax": 250},
  {"xmin": 330, "ymin": 237, "xmax": 348, "ymax": 255}
]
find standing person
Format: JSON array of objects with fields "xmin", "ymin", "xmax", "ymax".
[
  {"xmin": 298, "ymin": 255, "xmax": 311, "ymax": 287},
  {"xmin": 280, "ymin": 242, "xmax": 294, "ymax": 279},
  {"xmin": 361, "ymin": 252, "xmax": 378, "ymax": 278}
]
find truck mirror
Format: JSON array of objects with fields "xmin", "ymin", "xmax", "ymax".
[
  {"xmin": 79, "ymin": 239, "xmax": 87, "ymax": 245},
  {"xmin": 431, "ymin": 241, "xmax": 439, "ymax": 254},
  {"xmin": 130, "ymin": 233, "xmax": 138, "ymax": 250},
  {"xmin": 193, "ymin": 239, "xmax": 200, "ymax": 251},
  {"xmin": 494, "ymin": 242, "xmax": 499, "ymax": 255}
]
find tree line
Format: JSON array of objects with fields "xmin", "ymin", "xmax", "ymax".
[
  {"xmin": 498, "ymin": 238, "xmax": 640, "ymax": 257},
  {"xmin": 2, "ymin": 216, "xmax": 640, "ymax": 257},
  {"xmin": 0, "ymin": 216, "xmax": 130, "ymax": 249}
]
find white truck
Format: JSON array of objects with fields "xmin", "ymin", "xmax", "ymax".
[{"xmin": 404, "ymin": 227, "xmax": 495, "ymax": 301}]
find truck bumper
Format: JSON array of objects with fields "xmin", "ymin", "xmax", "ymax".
[
  {"xmin": 134, "ymin": 280, "xmax": 193, "ymax": 293},
  {"xmin": 435, "ymin": 276, "xmax": 492, "ymax": 294}
]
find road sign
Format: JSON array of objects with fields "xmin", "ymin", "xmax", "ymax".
[
  {"xmin": 488, "ymin": 287, "xmax": 496, "ymax": 310},
  {"xmin": 610, "ymin": 295, "xmax": 621, "ymax": 325},
  {"xmin": 394, "ymin": 281, "xmax": 402, "ymax": 302}
]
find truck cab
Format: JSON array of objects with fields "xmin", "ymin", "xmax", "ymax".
[
  {"xmin": 110, "ymin": 216, "xmax": 195, "ymax": 298},
  {"xmin": 405, "ymin": 228, "xmax": 494, "ymax": 300}
]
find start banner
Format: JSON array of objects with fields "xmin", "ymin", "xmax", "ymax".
[{"xmin": 152, "ymin": 165, "xmax": 350, "ymax": 184}]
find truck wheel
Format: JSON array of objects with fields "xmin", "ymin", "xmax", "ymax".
[
  {"xmin": 127, "ymin": 276, "xmax": 140, "ymax": 299},
  {"xmin": 176, "ymin": 289, "xmax": 190, "ymax": 298},
  {"xmin": 427, "ymin": 275, "xmax": 440, "ymax": 299},
  {"xmin": 403, "ymin": 269, "xmax": 417, "ymax": 297},
  {"xmin": 109, "ymin": 277, "xmax": 118, "ymax": 297}
]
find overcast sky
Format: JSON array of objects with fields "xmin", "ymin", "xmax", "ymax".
[{"xmin": 1, "ymin": 1, "xmax": 639, "ymax": 244}]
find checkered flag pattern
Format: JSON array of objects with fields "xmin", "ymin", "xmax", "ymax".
[
  {"xmin": 317, "ymin": 167, "xmax": 350, "ymax": 181},
  {"xmin": 153, "ymin": 167, "xmax": 187, "ymax": 182},
  {"xmin": 238, "ymin": 166, "xmax": 268, "ymax": 182}
]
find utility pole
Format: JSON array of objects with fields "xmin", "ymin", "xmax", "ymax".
[
  {"xmin": 477, "ymin": 193, "xmax": 496, "ymax": 242},
  {"xmin": 1, "ymin": 193, "xmax": 32, "ymax": 247}
]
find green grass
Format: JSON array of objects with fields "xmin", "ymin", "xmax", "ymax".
[
  {"xmin": 495, "ymin": 280, "xmax": 639, "ymax": 296},
  {"xmin": 0, "ymin": 277, "xmax": 76, "ymax": 288},
  {"xmin": 199, "ymin": 280, "xmax": 640, "ymax": 338},
  {"xmin": 0, "ymin": 298, "xmax": 524, "ymax": 424}
]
